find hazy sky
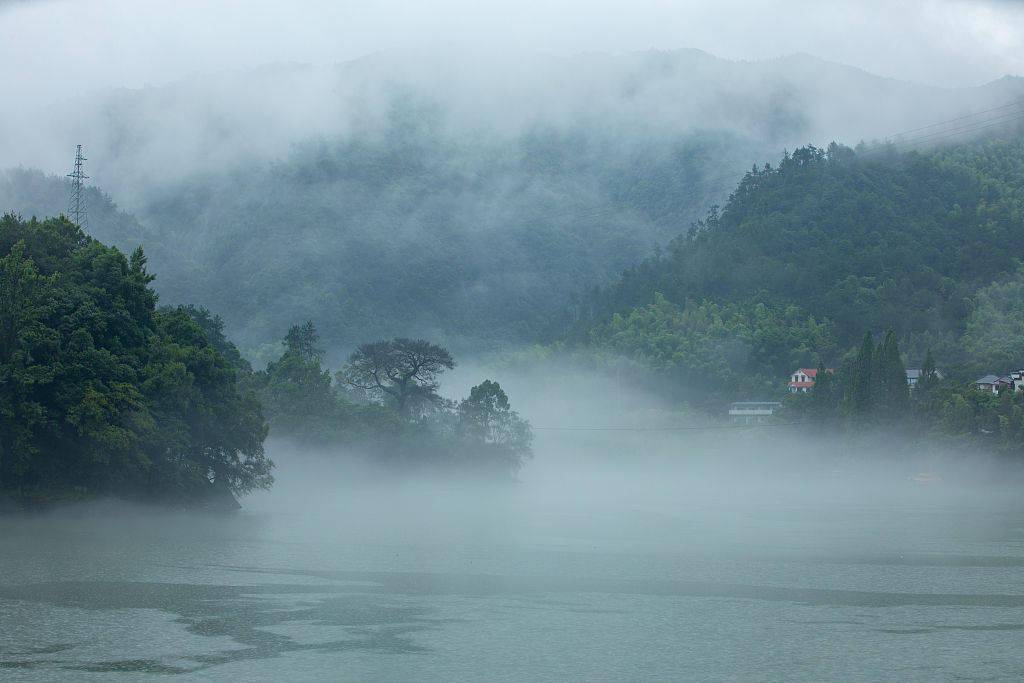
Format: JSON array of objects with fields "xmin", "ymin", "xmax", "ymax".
[{"xmin": 2, "ymin": 0, "xmax": 1022, "ymax": 107}]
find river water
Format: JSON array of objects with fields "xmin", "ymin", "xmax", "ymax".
[{"xmin": 2, "ymin": 431, "xmax": 1024, "ymax": 681}]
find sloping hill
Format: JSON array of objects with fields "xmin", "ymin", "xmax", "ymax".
[{"xmin": 576, "ymin": 136, "xmax": 1024, "ymax": 398}]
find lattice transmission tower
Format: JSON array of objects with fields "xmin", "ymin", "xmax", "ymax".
[{"xmin": 67, "ymin": 144, "xmax": 89, "ymax": 229}]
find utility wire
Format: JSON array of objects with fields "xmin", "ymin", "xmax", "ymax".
[
  {"xmin": 532, "ymin": 421, "xmax": 814, "ymax": 432},
  {"xmin": 862, "ymin": 108, "xmax": 1024, "ymax": 154},
  {"xmin": 883, "ymin": 98, "xmax": 1024, "ymax": 138}
]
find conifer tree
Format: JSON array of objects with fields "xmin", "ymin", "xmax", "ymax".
[
  {"xmin": 874, "ymin": 329, "xmax": 909, "ymax": 418},
  {"xmin": 847, "ymin": 332, "xmax": 874, "ymax": 416},
  {"xmin": 810, "ymin": 361, "xmax": 835, "ymax": 418}
]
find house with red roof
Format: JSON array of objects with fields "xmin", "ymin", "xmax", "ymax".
[{"xmin": 787, "ymin": 367, "xmax": 831, "ymax": 393}]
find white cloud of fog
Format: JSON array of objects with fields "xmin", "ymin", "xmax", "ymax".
[{"xmin": 1, "ymin": 0, "xmax": 1022, "ymax": 111}]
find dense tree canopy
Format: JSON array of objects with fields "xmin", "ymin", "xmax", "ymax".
[
  {"xmin": 574, "ymin": 136, "xmax": 1024, "ymax": 400},
  {"xmin": 0, "ymin": 214, "xmax": 272, "ymax": 505},
  {"xmin": 587, "ymin": 293, "xmax": 835, "ymax": 403}
]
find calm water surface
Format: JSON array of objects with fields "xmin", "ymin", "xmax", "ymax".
[{"xmin": 3, "ymin": 442, "xmax": 1024, "ymax": 681}]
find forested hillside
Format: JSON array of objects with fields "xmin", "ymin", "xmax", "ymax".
[{"xmin": 574, "ymin": 135, "xmax": 1024, "ymax": 401}]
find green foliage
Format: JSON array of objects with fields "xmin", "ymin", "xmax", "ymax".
[
  {"xmin": 179, "ymin": 304, "xmax": 252, "ymax": 374},
  {"xmin": 255, "ymin": 323, "xmax": 532, "ymax": 476},
  {"xmin": 579, "ymin": 139, "xmax": 1024, "ymax": 390},
  {"xmin": 784, "ymin": 325, "xmax": 1024, "ymax": 461},
  {"xmin": 798, "ymin": 329, "xmax": 909, "ymax": 422},
  {"xmin": 457, "ymin": 380, "xmax": 533, "ymax": 474},
  {"xmin": 588, "ymin": 292, "xmax": 834, "ymax": 402},
  {"xmin": 254, "ymin": 322, "xmax": 340, "ymax": 442},
  {"xmin": 872, "ymin": 330, "xmax": 910, "ymax": 419},
  {"xmin": 0, "ymin": 214, "xmax": 272, "ymax": 503},
  {"xmin": 919, "ymin": 350, "xmax": 939, "ymax": 394},
  {"xmin": 339, "ymin": 338, "xmax": 455, "ymax": 417},
  {"xmin": 846, "ymin": 332, "xmax": 875, "ymax": 416},
  {"xmin": 962, "ymin": 267, "xmax": 1024, "ymax": 374},
  {"xmin": 809, "ymin": 362, "xmax": 838, "ymax": 417}
]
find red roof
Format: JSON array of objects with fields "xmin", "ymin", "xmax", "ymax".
[
  {"xmin": 789, "ymin": 381, "xmax": 815, "ymax": 389},
  {"xmin": 792, "ymin": 368, "xmax": 835, "ymax": 378}
]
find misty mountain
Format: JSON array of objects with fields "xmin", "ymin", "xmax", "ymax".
[{"xmin": 3, "ymin": 50, "xmax": 1022, "ymax": 355}]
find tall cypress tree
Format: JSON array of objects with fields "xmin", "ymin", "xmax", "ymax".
[
  {"xmin": 874, "ymin": 329, "xmax": 909, "ymax": 418},
  {"xmin": 847, "ymin": 332, "xmax": 874, "ymax": 416},
  {"xmin": 810, "ymin": 361, "xmax": 835, "ymax": 419}
]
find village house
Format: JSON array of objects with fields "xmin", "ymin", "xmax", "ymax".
[
  {"xmin": 905, "ymin": 367, "xmax": 942, "ymax": 389},
  {"xmin": 974, "ymin": 370, "xmax": 1024, "ymax": 394},
  {"xmin": 1011, "ymin": 370, "xmax": 1024, "ymax": 393},
  {"xmin": 787, "ymin": 367, "xmax": 837, "ymax": 393},
  {"xmin": 974, "ymin": 375, "xmax": 1010, "ymax": 394},
  {"xmin": 788, "ymin": 368, "xmax": 819, "ymax": 393}
]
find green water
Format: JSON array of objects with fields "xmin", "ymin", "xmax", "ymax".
[{"xmin": 2, "ymin": 445, "xmax": 1024, "ymax": 681}]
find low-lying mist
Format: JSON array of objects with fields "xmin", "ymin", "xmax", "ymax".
[
  {"xmin": 5, "ymin": 357, "xmax": 1022, "ymax": 646},
  {"xmin": 222, "ymin": 361, "xmax": 1024, "ymax": 560}
]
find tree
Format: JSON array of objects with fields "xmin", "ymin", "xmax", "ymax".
[
  {"xmin": 0, "ymin": 214, "xmax": 272, "ymax": 504},
  {"xmin": 873, "ymin": 329, "xmax": 909, "ymax": 418},
  {"xmin": 255, "ymin": 321, "xmax": 338, "ymax": 440},
  {"xmin": 581, "ymin": 139, "xmax": 1024, "ymax": 383},
  {"xmin": 339, "ymin": 338, "xmax": 455, "ymax": 416},
  {"xmin": 963, "ymin": 268, "xmax": 1024, "ymax": 374},
  {"xmin": 809, "ymin": 362, "xmax": 836, "ymax": 418},
  {"xmin": 180, "ymin": 304, "xmax": 251, "ymax": 374},
  {"xmin": 0, "ymin": 240, "xmax": 50, "ymax": 483},
  {"xmin": 591, "ymin": 293, "xmax": 837, "ymax": 403},
  {"xmin": 458, "ymin": 380, "xmax": 533, "ymax": 473},
  {"xmin": 284, "ymin": 321, "xmax": 323, "ymax": 363},
  {"xmin": 846, "ymin": 332, "xmax": 875, "ymax": 416},
  {"xmin": 942, "ymin": 394, "xmax": 975, "ymax": 435},
  {"xmin": 919, "ymin": 350, "xmax": 938, "ymax": 392},
  {"xmin": 147, "ymin": 307, "xmax": 273, "ymax": 497}
]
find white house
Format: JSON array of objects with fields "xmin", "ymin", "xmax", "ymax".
[
  {"xmin": 1010, "ymin": 370, "xmax": 1024, "ymax": 392},
  {"xmin": 788, "ymin": 368, "xmax": 820, "ymax": 393}
]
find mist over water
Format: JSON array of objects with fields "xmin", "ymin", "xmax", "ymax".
[
  {"xmin": 3, "ymin": 2, "xmax": 1024, "ymax": 679},
  {"xmin": 4, "ymin": 367, "xmax": 1024, "ymax": 679}
]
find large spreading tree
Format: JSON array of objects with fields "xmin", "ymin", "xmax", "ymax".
[{"xmin": 339, "ymin": 338, "xmax": 455, "ymax": 417}]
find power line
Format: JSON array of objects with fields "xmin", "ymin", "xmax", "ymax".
[
  {"xmin": 865, "ymin": 108, "xmax": 1024, "ymax": 154},
  {"xmin": 884, "ymin": 98, "xmax": 1024, "ymax": 139},
  {"xmin": 532, "ymin": 421, "xmax": 814, "ymax": 432}
]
